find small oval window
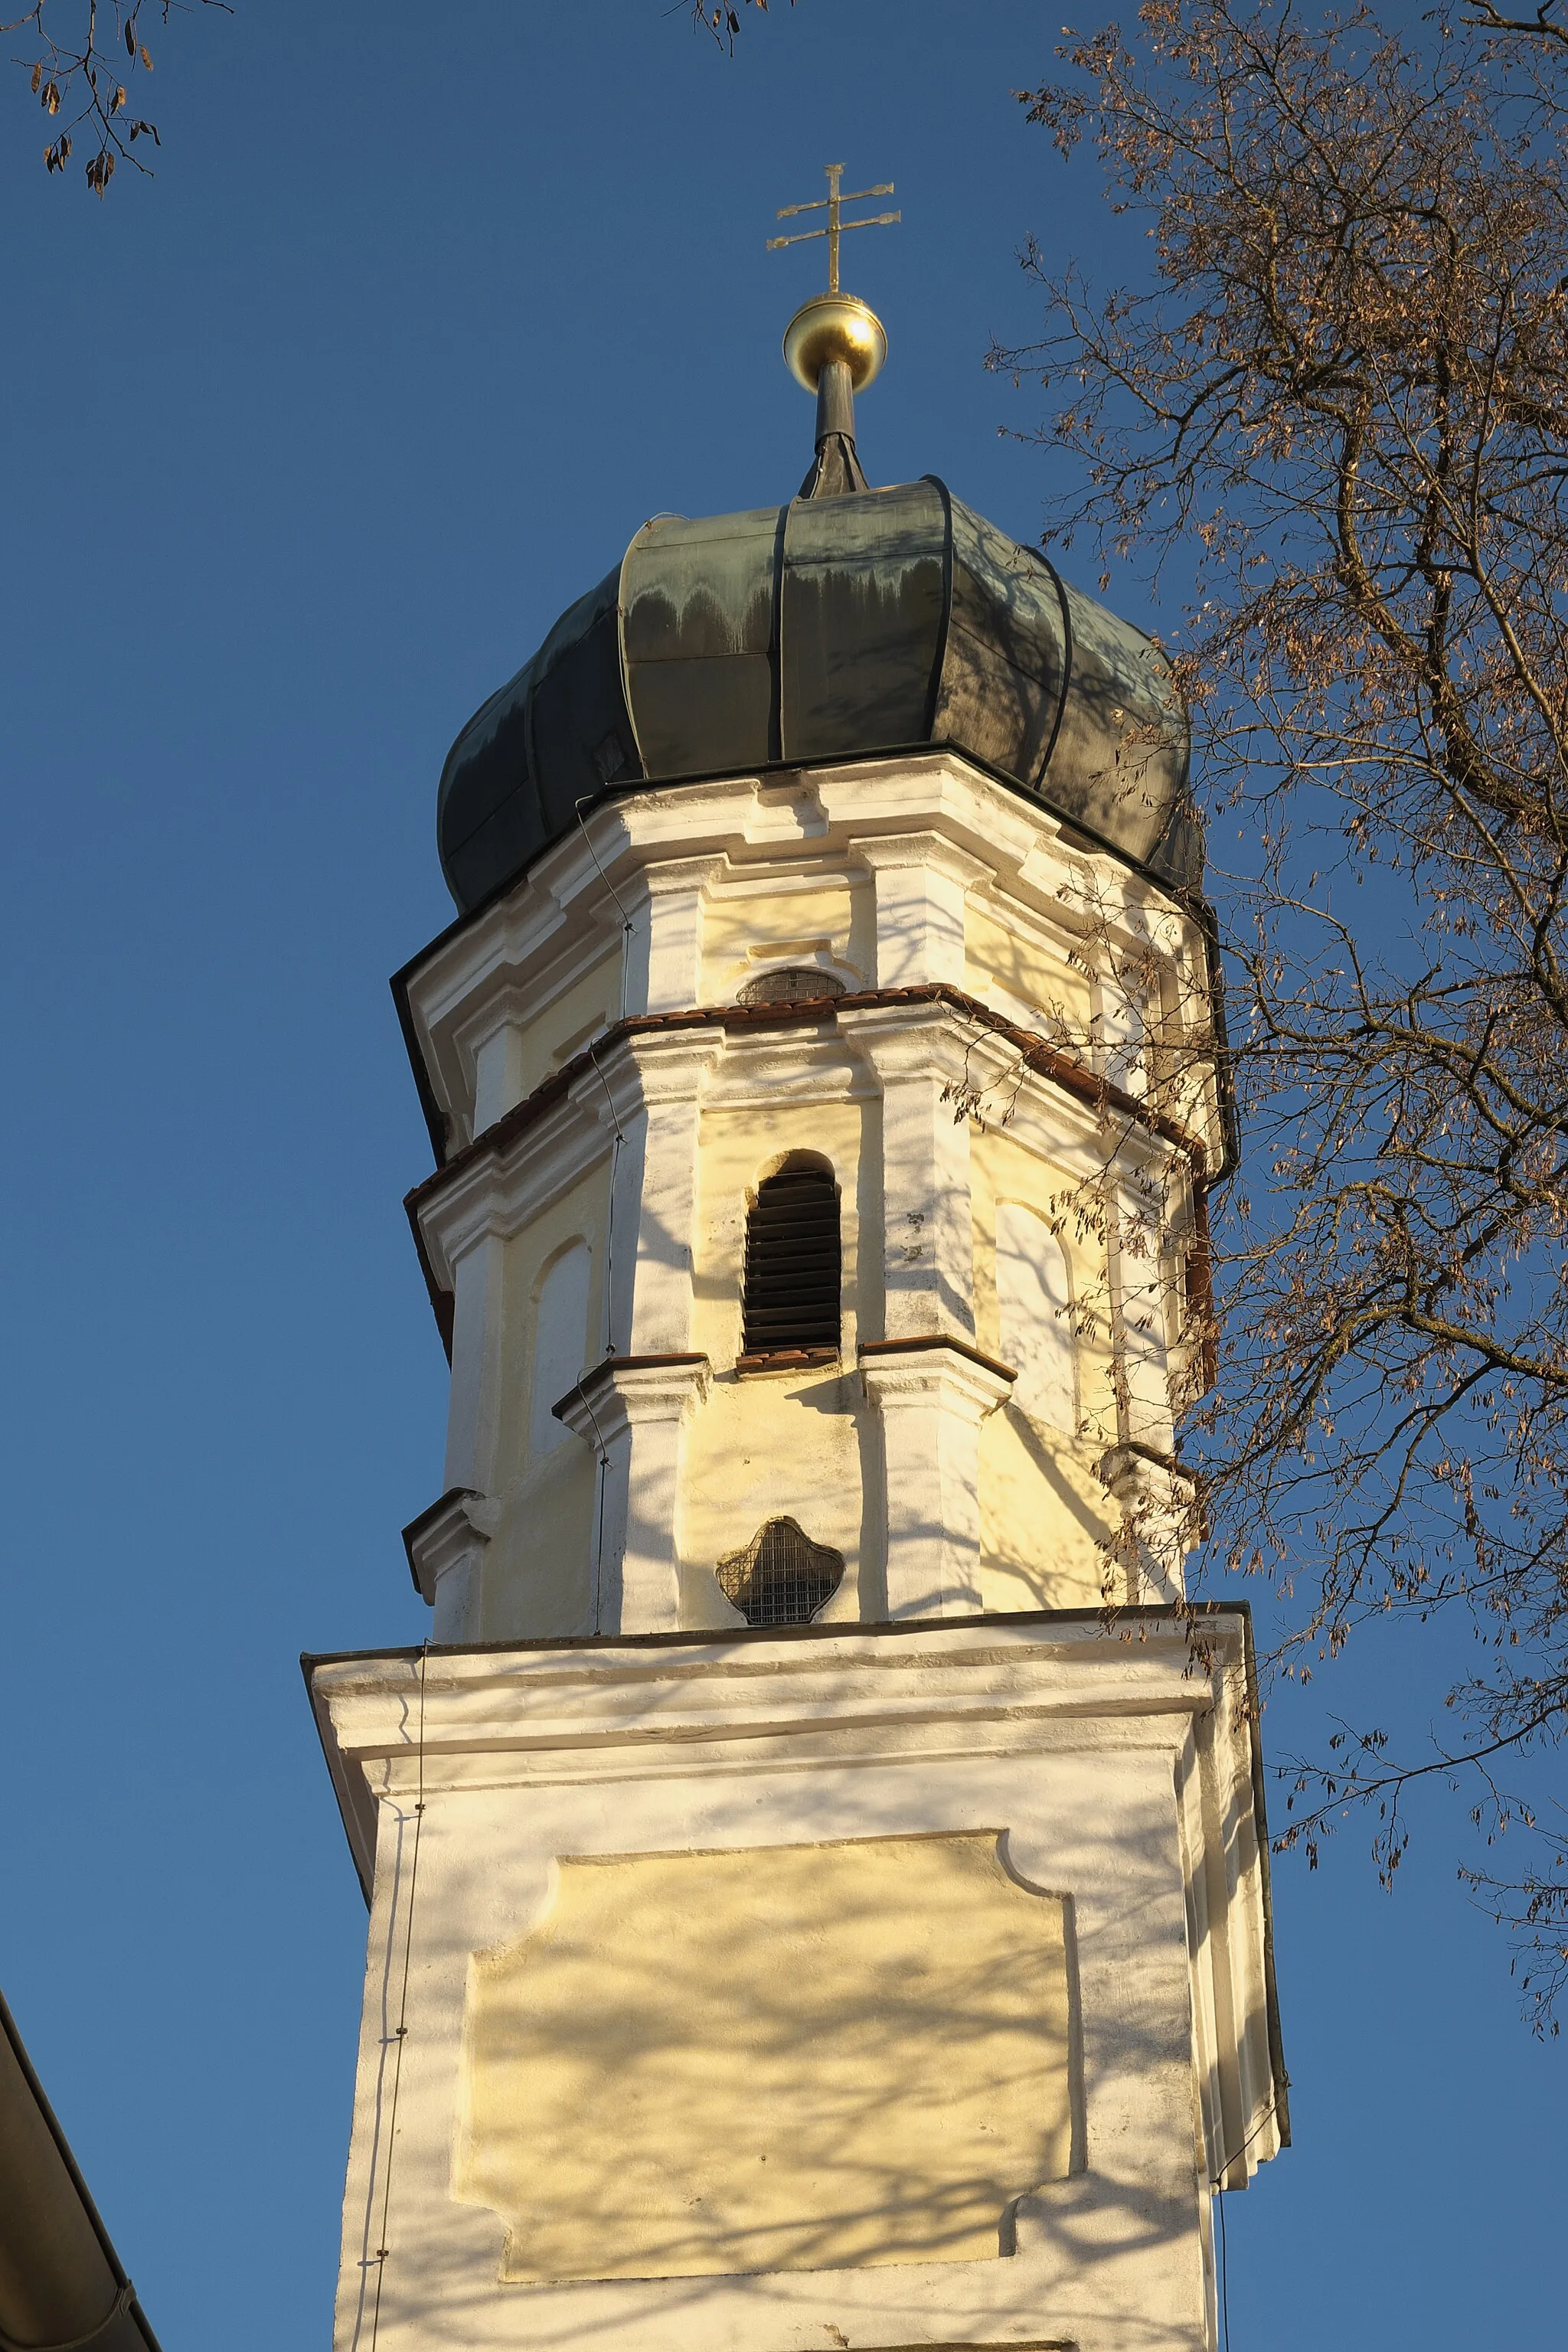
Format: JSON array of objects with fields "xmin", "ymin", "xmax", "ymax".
[{"xmin": 737, "ymin": 968, "xmax": 847, "ymax": 1008}]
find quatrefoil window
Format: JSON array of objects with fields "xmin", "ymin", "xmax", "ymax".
[{"xmin": 716, "ymin": 1518, "xmax": 844, "ymax": 1627}]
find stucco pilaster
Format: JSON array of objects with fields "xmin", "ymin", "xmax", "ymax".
[
  {"xmin": 442, "ymin": 1226, "xmax": 507, "ymax": 1496},
  {"xmin": 851, "ymin": 832, "xmax": 988, "ymax": 988},
  {"xmin": 841, "ymin": 1004, "xmax": 978, "ymax": 1341},
  {"xmin": 622, "ymin": 855, "xmax": 728, "ymax": 1015},
  {"xmin": 1100, "ymin": 1444, "xmax": 1194, "ymax": 1604},
  {"xmin": 472, "ymin": 1017, "xmax": 528, "ymax": 1134},
  {"xmin": 1108, "ymin": 1171, "xmax": 1175, "ymax": 1458},
  {"xmin": 553, "ymin": 1354, "xmax": 710, "ymax": 1633},
  {"xmin": 859, "ymin": 1338, "xmax": 1014, "ymax": 1618},
  {"xmin": 588, "ymin": 1030, "xmax": 720, "ymax": 1357}
]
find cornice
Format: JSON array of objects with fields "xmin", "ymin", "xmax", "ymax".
[
  {"xmin": 860, "ymin": 1332, "xmax": 1018, "ymax": 1384},
  {"xmin": 401, "ymin": 982, "xmax": 1210, "ymax": 1356},
  {"xmin": 410, "ymin": 983, "xmax": 1207, "ymax": 1216},
  {"xmin": 305, "ymin": 1602, "xmax": 1254, "ymax": 1744},
  {"xmin": 391, "ymin": 756, "xmax": 1217, "ymax": 1168}
]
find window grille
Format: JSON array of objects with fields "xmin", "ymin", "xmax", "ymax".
[
  {"xmin": 717, "ymin": 1517, "xmax": 844, "ymax": 1627},
  {"xmin": 741, "ymin": 1165, "xmax": 841, "ymax": 1357}
]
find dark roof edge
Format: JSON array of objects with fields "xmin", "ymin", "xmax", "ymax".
[
  {"xmin": 921, "ymin": 475, "xmax": 955, "ymax": 740},
  {"xmin": 298, "ymin": 1652, "xmax": 377, "ymax": 1906},
  {"xmin": 390, "ymin": 962, "xmax": 452, "ymax": 1170},
  {"xmin": 403, "ymin": 1198, "xmax": 454, "ymax": 1367},
  {"xmin": 0, "ymin": 1986, "xmax": 164, "ymax": 2352}
]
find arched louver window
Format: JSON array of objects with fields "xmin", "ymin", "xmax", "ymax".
[
  {"xmin": 741, "ymin": 1165, "xmax": 841, "ymax": 1360},
  {"xmin": 717, "ymin": 1518, "xmax": 844, "ymax": 1627}
]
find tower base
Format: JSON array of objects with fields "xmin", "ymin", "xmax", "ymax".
[{"xmin": 307, "ymin": 1605, "xmax": 1285, "ymax": 2352}]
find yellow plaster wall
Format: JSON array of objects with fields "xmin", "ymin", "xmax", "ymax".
[
  {"xmin": 701, "ymin": 879, "xmax": 867, "ymax": 1001},
  {"xmin": 514, "ymin": 949, "xmax": 622, "ymax": 1103},
  {"xmin": 457, "ymin": 1831, "xmax": 1073, "ymax": 2282},
  {"xmin": 482, "ymin": 1161, "xmax": 611, "ymax": 1640},
  {"xmin": 679, "ymin": 1364, "xmax": 867, "ymax": 1626},
  {"xmin": 683, "ymin": 1096, "xmax": 871, "ymax": 1619},
  {"xmin": 972, "ymin": 1130, "xmax": 1119, "ymax": 1612},
  {"xmin": 965, "ymin": 901, "xmax": 1093, "ymax": 1040}
]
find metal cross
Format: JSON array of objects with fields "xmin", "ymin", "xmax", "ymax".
[{"xmin": 767, "ymin": 162, "xmax": 899, "ymax": 295}]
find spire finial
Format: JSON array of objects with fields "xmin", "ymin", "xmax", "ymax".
[
  {"xmin": 769, "ymin": 163, "xmax": 899, "ymax": 499},
  {"xmin": 769, "ymin": 162, "xmax": 898, "ymax": 295}
]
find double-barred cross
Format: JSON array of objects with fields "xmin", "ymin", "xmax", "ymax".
[{"xmin": 767, "ymin": 162, "xmax": 899, "ymax": 294}]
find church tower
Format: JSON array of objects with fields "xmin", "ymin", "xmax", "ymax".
[{"xmin": 307, "ymin": 207, "xmax": 1286, "ymax": 2352}]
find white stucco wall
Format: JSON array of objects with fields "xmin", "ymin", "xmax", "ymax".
[{"xmin": 312, "ymin": 1613, "xmax": 1283, "ymax": 2352}]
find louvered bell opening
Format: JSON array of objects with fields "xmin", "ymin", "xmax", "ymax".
[{"xmin": 741, "ymin": 1168, "xmax": 841, "ymax": 1357}]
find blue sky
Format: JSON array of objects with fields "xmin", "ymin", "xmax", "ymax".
[{"xmin": 2, "ymin": 4, "xmax": 1561, "ymax": 2344}]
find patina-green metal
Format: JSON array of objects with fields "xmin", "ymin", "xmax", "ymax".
[{"xmin": 436, "ymin": 478, "xmax": 1195, "ymax": 915}]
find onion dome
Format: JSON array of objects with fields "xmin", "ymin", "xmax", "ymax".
[{"xmin": 437, "ymin": 292, "xmax": 1196, "ymax": 916}]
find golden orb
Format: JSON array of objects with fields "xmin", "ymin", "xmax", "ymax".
[{"xmin": 782, "ymin": 292, "xmax": 887, "ymax": 394}]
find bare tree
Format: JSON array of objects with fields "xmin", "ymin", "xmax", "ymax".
[
  {"xmin": 689, "ymin": 0, "xmax": 788, "ymax": 48},
  {"xmin": 994, "ymin": 0, "xmax": 1568, "ymax": 2024},
  {"xmin": 5, "ymin": 0, "xmax": 227, "ymax": 193},
  {"xmin": 8, "ymin": 4, "xmax": 774, "ymax": 191},
  {"xmin": 1463, "ymin": 0, "xmax": 1568, "ymax": 51}
]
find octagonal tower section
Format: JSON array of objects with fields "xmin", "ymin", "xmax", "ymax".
[{"xmin": 397, "ymin": 731, "xmax": 1222, "ymax": 1644}]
